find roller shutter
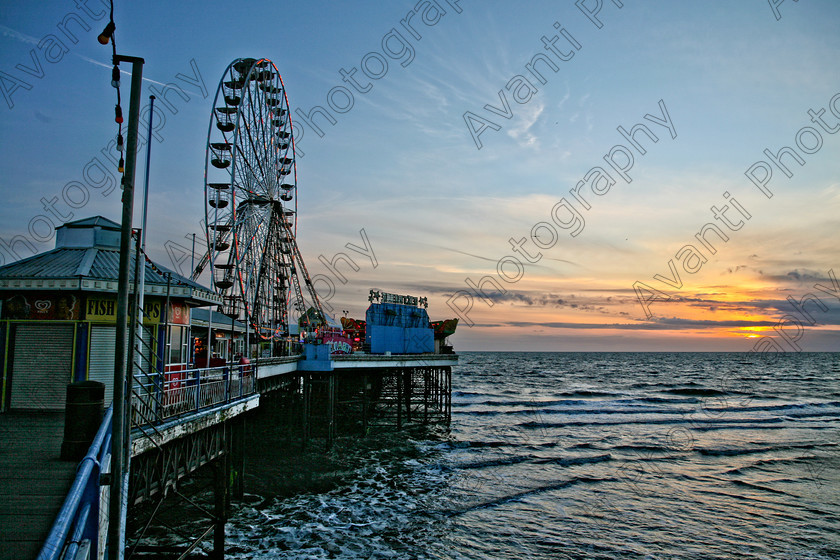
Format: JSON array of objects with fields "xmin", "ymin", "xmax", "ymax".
[
  {"xmin": 9, "ymin": 323, "xmax": 74, "ymax": 411},
  {"xmin": 88, "ymin": 325, "xmax": 155, "ymax": 406},
  {"xmin": 88, "ymin": 325, "xmax": 116, "ymax": 404}
]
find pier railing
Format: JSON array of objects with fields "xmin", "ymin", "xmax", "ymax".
[
  {"xmin": 131, "ymin": 363, "xmax": 256, "ymax": 427},
  {"xmin": 37, "ymin": 405, "xmax": 113, "ymax": 560}
]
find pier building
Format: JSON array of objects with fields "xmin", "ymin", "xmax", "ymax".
[{"xmin": 0, "ymin": 216, "xmax": 219, "ymax": 411}]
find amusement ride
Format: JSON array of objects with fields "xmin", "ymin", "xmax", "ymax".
[{"xmin": 192, "ymin": 57, "xmax": 324, "ymax": 346}]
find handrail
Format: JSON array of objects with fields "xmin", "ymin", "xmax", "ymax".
[
  {"xmin": 38, "ymin": 404, "xmax": 114, "ymax": 560},
  {"xmin": 132, "ymin": 362, "xmax": 257, "ymax": 427}
]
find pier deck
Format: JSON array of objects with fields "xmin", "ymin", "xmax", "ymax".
[{"xmin": 0, "ymin": 413, "xmax": 77, "ymax": 560}]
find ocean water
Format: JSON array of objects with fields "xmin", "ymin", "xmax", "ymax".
[{"xmin": 225, "ymin": 352, "xmax": 840, "ymax": 559}]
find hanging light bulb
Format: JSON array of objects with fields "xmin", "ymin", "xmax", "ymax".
[
  {"xmin": 114, "ymin": 105, "xmax": 123, "ymax": 124},
  {"xmin": 117, "ymin": 133, "xmax": 124, "ymax": 152},
  {"xmin": 111, "ymin": 65, "xmax": 120, "ymax": 88},
  {"xmin": 118, "ymin": 156, "xmax": 125, "ymax": 173},
  {"xmin": 98, "ymin": 21, "xmax": 115, "ymax": 45}
]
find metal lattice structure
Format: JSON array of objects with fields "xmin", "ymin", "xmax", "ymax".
[{"xmin": 196, "ymin": 57, "xmax": 324, "ymax": 340}]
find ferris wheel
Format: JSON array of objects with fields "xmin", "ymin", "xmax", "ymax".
[{"xmin": 198, "ymin": 57, "xmax": 324, "ymax": 340}]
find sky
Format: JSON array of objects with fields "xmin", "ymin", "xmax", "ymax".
[{"xmin": 1, "ymin": 0, "xmax": 839, "ymax": 351}]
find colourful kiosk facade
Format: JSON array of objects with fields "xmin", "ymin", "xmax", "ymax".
[{"xmin": 0, "ymin": 217, "xmax": 220, "ymax": 411}]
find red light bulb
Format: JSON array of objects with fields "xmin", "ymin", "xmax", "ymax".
[{"xmin": 98, "ymin": 22, "xmax": 115, "ymax": 45}]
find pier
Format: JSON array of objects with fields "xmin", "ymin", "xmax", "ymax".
[{"xmin": 0, "ymin": 350, "xmax": 455, "ymax": 559}]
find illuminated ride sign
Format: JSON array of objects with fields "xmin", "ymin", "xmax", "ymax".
[{"xmin": 368, "ymin": 289, "xmax": 428, "ymax": 308}]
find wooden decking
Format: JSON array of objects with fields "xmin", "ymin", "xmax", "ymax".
[{"xmin": 0, "ymin": 412, "xmax": 78, "ymax": 560}]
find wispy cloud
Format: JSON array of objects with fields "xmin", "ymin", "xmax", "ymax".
[
  {"xmin": 507, "ymin": 100, "xmax": 544, "ymax": 148},
  {"xmin": 0, "ymin": 24, "xmax": 167, "ymax": 87}
]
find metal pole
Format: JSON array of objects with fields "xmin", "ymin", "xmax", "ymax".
[
  {"xmin": 213, "ymin": 454, "xmax": 228, "ymax": 559},
  {"xmin": 127, "ymin": 229, "xmax": 141, "ymax": 412},
  {"xmin": 207, "ymin": 305, "xmax": 214, "ymax": 367},
  {"xmin": 160, "ymin": 273, "xmax": 172, "ymax": 418},
  {"xmin": 136, "ymin": 94, "xmax": 155, "ymax": 334},
  {"xmin": 140, "ymin": 96, "xmax": 155, "ymax": 252},
  {"xmin": 134, "ymin": 95, "xmax": 155, "ymax": 422},
  {"xmin": 110, "ymin": 53, "xmax": 144, "ymax": 560},
  {"xmin": 302, "ymin": 374, "xmax": 309, "ymax": 449},
  {"xmin": 245, "ymin": 308, "xmax": 250, "ymax": 361},
  {"xmin": 163, "ymin": 273, "xmax": 172, "ymax": 372}
]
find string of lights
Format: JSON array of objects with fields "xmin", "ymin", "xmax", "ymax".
[{"xmin": 97, "ymin": 1, "xmax": 124, "ymax": 174}]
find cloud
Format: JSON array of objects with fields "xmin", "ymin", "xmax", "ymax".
[
  {"xmin": 506, "ymin": 100, "xmax": 544, "ymax": 148},
  {"xmin": 0, "ymin": 24, "xmax": 39, "ymax": 45},
  {"xmin": 0, "ymin": 24, "xmax": 168, "ymax": 87},
  {"xmin": 503, "ymin": 317, "xmax": 780, "ymax": 331}
]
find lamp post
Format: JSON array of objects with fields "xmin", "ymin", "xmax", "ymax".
[{"xmin": 110, "ymin": 53, "xmax": 144, "ymax": 560}]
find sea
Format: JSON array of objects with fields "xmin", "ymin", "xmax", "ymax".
[{"xmin": 223, "ymin": 352, "xmax": 840, "ymax": 559}]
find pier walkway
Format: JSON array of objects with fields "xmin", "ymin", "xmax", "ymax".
[{"xmin": 0, "ymin": 413, "xmax": 78, "ymax": 560}]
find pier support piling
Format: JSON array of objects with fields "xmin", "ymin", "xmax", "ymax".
[
  {"xmin": 327, "ymin": 374, "xmax": 335, "ymax": 450},
  {"xmin": 213, "ymin": 454, "xmax": 229, "ymax": 560},
  {"xmin": 396, "ymin": 371, "xmax": 402, "ymax": 430}
]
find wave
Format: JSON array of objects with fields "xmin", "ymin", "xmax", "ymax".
[
  {"xmin": 558, "ymin": 390, "xmax": 620, "ymax": 398},
  {"xmin": 460, "ymin": 440, "xmax": 508, "ymax": 449},
  {"xmin": 631, "ymin": 396, "xmax": 702, "ymax": 404},
  {"xmin": 730, "ymin": 479, "xmax": 791, "ymax": 496},
  {"xmin": 697, "ymin": 446, "xmax": 778, "ymax": 457},
  {"xmin": 518, "ymin": 415, "xmax": 793, "ymax": 430},
  {"xmin": 438, "ymin": 475, "xmax": 614, "ymax": 517},
  {"xmin": 453, "ymin": 450, "xmax": 614, "ymax": 471},
  {"xmin": 456, "ymin": 454, "xmax": 536, "ymax": 470},
  {"xmin": 609, "ymin": 443, "xmax": 671, "ymax": 453},
  {"xmin": 702, "ymin": 401, "xmax": 840, "ymax": 415},
  {"xmin": 454, "ymin": 400, "xmax": 840, "ymax": 426},
  {"xmin": 724, "ymin": 453, "xmax": 829, "ymax": 474},
  {"xmin": 662, "ymin": 388, "xmax": 729, "ymax": 396},
  {"xmin": 460, "ymin": 405, "xmax": 675, "ymax": 418},
  {"xmin": 532, "ymin": 453, "xmax": 613, "ymax": 467}
]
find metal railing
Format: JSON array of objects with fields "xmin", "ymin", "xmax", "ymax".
[
  {"xmin": 38, "ymin": 405, "xmax": 113, "ymax": 560},
  {"xmin": 131, "ymin": 363, "xmax": 256, "ymax": 427}
]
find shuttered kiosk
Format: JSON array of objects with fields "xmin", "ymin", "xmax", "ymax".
[
  {"xmin": 0, "ymin": 216, "xmax": 221, "ymax": 412},
  {"xmin": 8, "ymin": 323, "xmax": 74, "ymax": 410}
]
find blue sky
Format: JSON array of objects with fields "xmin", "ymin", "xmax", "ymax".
[{"xmin": 1, "ymin": 0, "xmax": 839, "ymax": 351}]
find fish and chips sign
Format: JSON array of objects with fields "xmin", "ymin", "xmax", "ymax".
[
  {"xmin": 369, "ymin": 289, "xmax": 428, "ymax": 308},
  {"xmin": 85, "ymin": 297, "xmax": 189, "ymax": 325},
  {"xmin": 1, "ymin": 294, "xmax": 189, "ymax": 325}
]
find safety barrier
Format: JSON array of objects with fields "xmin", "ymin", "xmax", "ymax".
[
  {"xmin": 132, "ymin": 363, "xmax": 256, "ymax": 426},
  {"xmin": 38, "ymin": 405, "xmax": 113, "ymax": 560}
]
